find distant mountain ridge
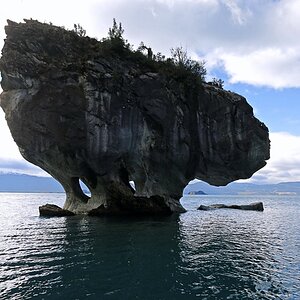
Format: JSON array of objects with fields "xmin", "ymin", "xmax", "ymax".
[
  {"xmin": 183, "ymin": 181, "xmax": 300, "ymax": 195},
  {"xmin": 1, "ymin": 173, "xmax": 300, "ymax": 195},
  {"xmin": 0, "ymin": 173, "xmax": 63, "ymax": 192}
]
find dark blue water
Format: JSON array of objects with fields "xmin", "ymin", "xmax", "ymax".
[{"xmin": 0, "ymin": 193, "xmax": 299, "ymax": 299}]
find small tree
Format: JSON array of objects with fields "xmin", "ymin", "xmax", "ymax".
[
  {"xmin": 102, "ymin": 18, "xmax": 131, "ymax": 54},
  {"xmin": 108, "ymin": 18, "xmax": 124, "ymax": 40},
  {"xmin": 212, "ymin": 78, "xmax": 224, "ymax": 88},
  {"xmin": 73, "ymin": 23, "xmax": 86, "ymax": 37},
  {"xmin": 170, "ymin": 46, "xmax": 189, "ymax": 67},
  {"xmin": 153, "ymin": 52, "xmax": 165, "ymax": 62},
  {"xmin": 188, "ymin": 59, "xmax": 206, "ymax": 81},
  {"xmin": 170, "ymin": 46, "xmax": 206, "ymax": 80}
]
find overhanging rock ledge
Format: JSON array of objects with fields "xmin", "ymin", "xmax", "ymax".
[{"xmin": 0, "ymin": 20, "xmax": 270, "ymax": 215}]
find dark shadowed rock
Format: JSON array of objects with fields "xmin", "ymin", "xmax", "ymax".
[
  {"xmin": 88, "ymin": 195, "xmax": 175, "ymax": 216},
  {"xmin": 39, "ymin": 204, "xmax": 75, "ymax": 217},
  {"xmin": 0, "ymin": 20, "xmax": 270, "ymax": 215},
  {"xmin": 198, "ymin": 202, "xmax": 264, "ymax": 211}
]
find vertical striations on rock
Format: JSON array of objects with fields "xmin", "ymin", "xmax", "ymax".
[{"xmin": 0, "ymin": 20, "xmax": 270, "ymax": 215}]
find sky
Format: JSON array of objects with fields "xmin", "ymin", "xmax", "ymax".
[{"xmin": 0, "ymin": 0, "xmax": 300, "ymax": 184}]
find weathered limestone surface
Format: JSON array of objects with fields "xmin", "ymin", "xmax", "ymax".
[
  {"xmin": 0, "ymin": 20, "xmax": 270, "ymax": 215},
  {"xmin": 198, "ymin": 202, "xmax": 264, "ymax": 212}
]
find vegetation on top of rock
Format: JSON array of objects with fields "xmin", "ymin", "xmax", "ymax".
[
  {"xmin": 209, "ymin": 78, "xmax": 225, "ymax": 89},
  {"xmin": 99, "ymin": 18, "xmax": 133, "ymax": 55},
  {"xmin": 18, "ymin": 18, "xmax": 224, "ymax": 87},
  {"xmin": 97, "ymin": 19, "xmax": 208, "ymax": 84},
  {"xmin": 170, "ymin": 46, "xmax": 206, "ymax": 81}
]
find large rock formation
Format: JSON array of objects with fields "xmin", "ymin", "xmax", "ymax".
[{"xmin": 0, "ymin": 20, "xmax": 270, "ymax": 215}]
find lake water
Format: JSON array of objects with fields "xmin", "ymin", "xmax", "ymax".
[{"xmin": 0, "ymin": 193, "xmax": 299, "ymax": 299}]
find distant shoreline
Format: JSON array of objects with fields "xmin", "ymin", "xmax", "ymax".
[{"xmin": 1, "ymin": 173, "xmax": 300, "ymax": 195}]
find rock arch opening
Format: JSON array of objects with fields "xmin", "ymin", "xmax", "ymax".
[
  {"xmin": 119, "ymin": 166, "xmax": 135, "ymax": 194},
  {"xmin": 129, "ymin": 180, "xmax": 136, "ymax": 192},
  {"xmin": 79, "ymin": 179, "xmax": 91, "ymax": 198}
]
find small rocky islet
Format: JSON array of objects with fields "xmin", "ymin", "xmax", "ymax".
[
  {"xmin": 0, "ymin": 19, "xmax": 270, "ymax": 216},
  {"xmin": 198, "ymin": 202, "xmax": 264, "ymax": 212}
]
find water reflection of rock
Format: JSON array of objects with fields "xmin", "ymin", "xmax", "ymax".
[{"xmin": 55, "ymin": 215, "xmax": 184, "ymax": 298}]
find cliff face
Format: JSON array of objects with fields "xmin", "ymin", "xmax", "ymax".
[{"xmin": 0, "ymin": 20, "xmax": 270, "ymax": 214}]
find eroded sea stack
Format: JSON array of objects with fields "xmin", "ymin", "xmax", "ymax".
[{"xmin": 0, "ymin": 20, "xmax": 270, "ymax": 215}]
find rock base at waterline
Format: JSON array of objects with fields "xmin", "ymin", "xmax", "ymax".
[{"xmin": 88, "ymin": 195, "xmax": 186, "ymax": 216}]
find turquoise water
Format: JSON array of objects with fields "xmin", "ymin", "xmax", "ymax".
[{"xmin": 0, "ymin": 193, "xmax": 300, "ymax": 299}]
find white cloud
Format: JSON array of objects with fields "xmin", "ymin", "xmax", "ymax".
[
  {"xmin": 221, "ymin": 0, "xmax": 251, "ymax": 25},
  {"xmin": 220, "ymin": 48, "xmax": 300, "ymax": 88},
  {"xmin": 0, "ymin": 110, "xmax": 21, "ymax": 160},
  {"xmin": 0, "ymin": 110, "xmax": 48, "ymax": 176},
  {"xmin": 247, "ymin": 132, "xmax": 300, "ymax": 184},
  {"xmin": 0, "ymin": 0, "xmax": 103, "ymax": 44}
]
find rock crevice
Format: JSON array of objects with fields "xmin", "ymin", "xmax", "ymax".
[{"xmin": 0, "ymin": 20, "xmax": 270, "ymax": 214}]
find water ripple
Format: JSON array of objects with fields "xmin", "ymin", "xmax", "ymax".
[{"xmin": 0, "ymin": 194, "xmax": 299, "ymax": 299}]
